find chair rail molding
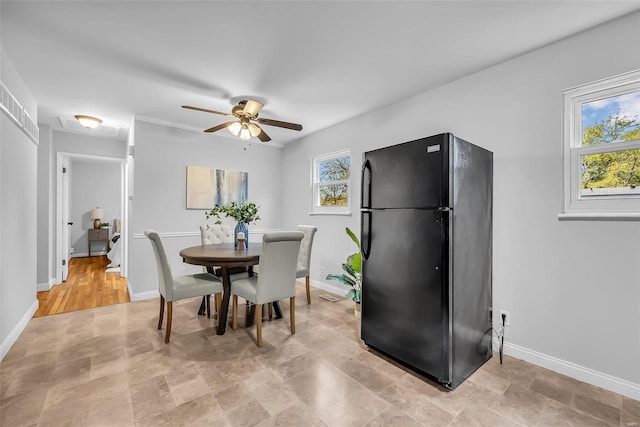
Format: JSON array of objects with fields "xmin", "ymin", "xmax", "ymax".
[{"xmin": 132, "ymin": 229, "xmax": 279, "ymax": 239}]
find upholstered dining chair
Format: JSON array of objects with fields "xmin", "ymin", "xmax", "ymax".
[
  {"xmin": 230, "ymin": 231, "xmax": 303, "ymax": 347},
  {"xmin": 295, "ymin": 225, "xmax": 318, "ymax": 304},
  {"xmin": 199, "ymin": 225, "xmax": 250, "ymax": 316},
  {"xmin": 200, "ymin": 224, "xmax": 233, "ymax": 244},
  {"xmin": 144, "ymin": 229, "xmax": 223, "ymax": 343}
]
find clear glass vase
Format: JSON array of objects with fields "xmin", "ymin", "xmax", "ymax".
[{"xmin": 234, "ymin": 222, "xmax": 249, "ymax": 249}]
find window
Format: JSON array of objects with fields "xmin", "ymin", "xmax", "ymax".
[
  {"xmin": 562, "ymin": 70, "xmax": 640, "ymax": 218},
  {"xmin": 311, "ymin": 149, "xmax": 351, "ymax": 215}
]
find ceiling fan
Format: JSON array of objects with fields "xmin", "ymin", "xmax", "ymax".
[{"xmin": 182, "ymin": 99, "xmax": 302, "ymax": 142}]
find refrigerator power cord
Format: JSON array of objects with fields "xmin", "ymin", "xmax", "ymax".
[{"xmin": 499, "ymin": 313, "xmax": 506, "ymax": 364}]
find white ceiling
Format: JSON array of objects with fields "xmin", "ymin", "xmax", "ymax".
[{"xmin": 2, "ymin": 1, "xmax": 640, "ymax": 144}]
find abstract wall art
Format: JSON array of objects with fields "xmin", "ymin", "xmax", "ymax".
[{"xmin": 186, "ymin": 166, "xmax": 248, "ymax": 209}]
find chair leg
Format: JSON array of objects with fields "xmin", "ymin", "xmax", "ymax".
[
  {"xmin": 256, "ymin": 303, "xmax": 263, "ymax": 347},
  {"xmin": 231, "ymin": 295, "xmax": 238, "ymax": 330},
  {"xmin": 206, "ymin": 295, "xmax": 211, "ymax": 319},
  {"xmin": 158, "ymin": 295, "xmax": 165, "ymax": 329},
  {"xmin": 165, "ymin": 301, "xmax": 173, "ymax": 343},
  {"xmin": 306, "ymin": 276, "xmax": 311, "ymax": 304},
  {"xmin": 268, "ymin": 303, "xmax": 273, "ymax": 320},
  {"xmin": 290, "ymin": 296, "xmax": 296, "ymax": 335}
]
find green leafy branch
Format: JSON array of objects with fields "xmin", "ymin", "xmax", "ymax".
[{"xmin": 206, "ymin": 201, "xmax": 261, "ymax": 225}]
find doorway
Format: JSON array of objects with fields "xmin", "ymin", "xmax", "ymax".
[{"xmin": 46, "ymin": 152, "xmax": 129, "ymax": 316}]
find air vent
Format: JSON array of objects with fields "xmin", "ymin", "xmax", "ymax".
[
  {"xmin": 22, "ymin": 110, "xmax": 39, "ymax": 142},
  {"xmin": 58, "ymin": 116, "xmax": 120, "ymax": 138},
  {"xmin": 1, "ymin": 81, "xmax": 24, "ymax": 126},
  {"xmin": 1, "ymin": 81, "xmax": 39, "ymax": 144}
]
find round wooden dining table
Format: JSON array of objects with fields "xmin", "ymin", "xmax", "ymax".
[{"xmin": 180, "ymin": 243, "xmax": 261, "ymax": 335}]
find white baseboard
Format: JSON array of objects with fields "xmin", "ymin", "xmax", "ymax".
[
  {"xmin": 1, "ymin": 299, "xmax": 38, "ymax": 360},
  {"xmin": 492, "ymin": 337, "xmax": 640, "ymax": 400},
  {"xmin": 127, "ymin": 281, "xmax": 159, "ymax": 301},
  {"xmin": 36, "ymin": 278, "xmax": 57, "ymax": 292},
  {"xmin": 71, "ymin": 252, "xmax": 106, "ymax": 258},
  {"xmin": 307, "ymin": 278, "xmax": 349, "ymax": 298}
]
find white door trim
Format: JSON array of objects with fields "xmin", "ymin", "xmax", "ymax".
[{"xmin": 55, "ymin": 152, "xmax": 127, "ymax": 283}]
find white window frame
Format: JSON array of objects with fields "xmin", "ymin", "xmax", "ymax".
[
  {"xmin": 310, "ymin": 149, "xmax": 352, "ymax": 215},
  {"xmin": 561, "ymin": 69, "xmax": 640, "ymax": 219}
]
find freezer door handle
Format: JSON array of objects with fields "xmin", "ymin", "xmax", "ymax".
[
  {"xmin": 361, "ymin": 210, "xmax": 372, "ymax": 260},
  {"xmin": 361, "ymin": 159, "xmax": 372, "ymax": 209}
]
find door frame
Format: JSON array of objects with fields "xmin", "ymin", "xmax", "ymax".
[
  {"xmin": 60, "ymin": 156, "xmax": 70, "ymax": 281},
  {"xmin": 55, "ymin": 152, "xmax": 126, "ymax": 283}
]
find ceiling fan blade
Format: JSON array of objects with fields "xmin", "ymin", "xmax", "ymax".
[
  {"xmin": 182, "ymin": 105, "xmax": 231, "ymax": 116},
  {"xmin": 204, "ymin": 121, "xmax": 237, "ymax": 133},
  {"xmin": 257, "ymin": 126, "xmax": 271, "ymax": 142},
  {"xmin": 243, "ymin": 99, "xmax": 264, "ymax": 118},
  {"xmin": 257, "ymin": 117, "xmax": 303, "ymax": 131}
]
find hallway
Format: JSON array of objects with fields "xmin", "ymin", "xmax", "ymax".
[{"xmin": 34, "ymin": 256, "xmax": 129, "ymax": 317}]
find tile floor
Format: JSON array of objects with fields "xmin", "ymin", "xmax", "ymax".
[{"xmin": 1, "ymin": 283, "xmax": 639, "ymax": 426}]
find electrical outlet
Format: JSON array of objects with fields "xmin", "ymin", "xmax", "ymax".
[
  {"xmin": 70, "ymin": 247, "xmax": 74, "ymax": 254},
  {"xmin": 320, "ymin": 266, "xmax": 325, "ymax": 276},
  {"xmin": 500, "ymin": 310, "xmax": 511, "ymax": 326}
]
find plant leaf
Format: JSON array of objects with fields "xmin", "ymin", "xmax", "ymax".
[
  {"xmin": 346, "ymin": 227, "xmax": 360, "ymax": 248},
  {"xmin": 351, "ymin": 252, "xmax": 361, "ymax": 273},
  {"xmin": 326, "ymin": 274, "xmax": 355, "ymax": 287},
  {"xmin": 342, "ymin": 263, "xmax": 356, "ymax": 277}
]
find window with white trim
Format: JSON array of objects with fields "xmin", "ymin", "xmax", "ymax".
[
  {"xmin": 562, "ymin": 70, "xmax": 640, "ymax": 217},
  {"xmin": 311, "ymin": 149, "xmax": 351, "ymax": 215}
]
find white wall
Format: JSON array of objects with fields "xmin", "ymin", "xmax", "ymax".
[
  {"xmin": 36, "ymin": 124, "xmax": 53, "ymax": 289},
  {"xmin": 0, "ymin": 48, "xmax": 38, "ymax": 359},
  {"xmin": 282, "ymin": 12, "xmax": 640, "ymax": 397},
  {"xmin": 54, "ymin": 131, "xmax": 126, "ymax": 159},
  {"xmin": 69, "ymin": 159, "xmax": 121, "ymax": 255},
  {"xmin": 127, "ymin": 120, "xmax": 284, "ymax": 299}
]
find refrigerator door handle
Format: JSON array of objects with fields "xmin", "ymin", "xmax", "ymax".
[
  {"xmin": 361, "ymin": 159, "xmax": 372, "ymax": 209},
  {"xmin": 361, "ymin": 210, "xmax": 372, "ymax": 260}
]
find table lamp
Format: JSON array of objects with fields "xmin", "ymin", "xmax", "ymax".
[{"xmin": 90, "ymin": 207, "xmax": 104, "ymax": 229}]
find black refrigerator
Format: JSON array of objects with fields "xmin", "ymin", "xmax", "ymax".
[{"xmin": 360, "ymin": 133, "xmax": 493, "ymax": 389}]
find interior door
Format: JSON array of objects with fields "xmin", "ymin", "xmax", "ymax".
[{"xmin": 61, "ymin": 157, "xmax": 70, "ymax": 281}]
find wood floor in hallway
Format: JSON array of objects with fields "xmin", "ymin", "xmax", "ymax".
[{"xmin": 34, "ymin": 256, "xmax": 129, "ymax": 317}]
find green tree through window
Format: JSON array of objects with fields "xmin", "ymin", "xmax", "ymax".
[
  {"xmin": 319, "ymin": 156, "xmax": 350, "ymax": 205},
  {"xmin": 562, "ymin": 70, "xmax": 640, "ymax": 216},
  {"xmin": 581, "ymin": 112, "xmax": 640, "ymax": 192},
  {"xmin": 312, "ymin": 149, "xmax": 352, "ymax": 214}
]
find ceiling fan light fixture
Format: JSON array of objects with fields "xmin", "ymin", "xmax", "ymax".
[
  {"xmin": 182, "ymin": 100, "xmax": 301, "ymax": 142},
  {"xmin": 74, "ymin": 115, "xmax": 102, "ymax": 129},
  {"xmin": 248, "ymin": 123, "xmax": 261, "ymax": 137},
  {"xmin": 239, "ymin": 124, "xmax": 252, "ymax": 140},
  {"xmin": 228, "ymin": 121, "xmax": 242, "ymax": 136},
  {"xmin": 243, "ymin": 100, "xmax": 264, "ymax": 118}
]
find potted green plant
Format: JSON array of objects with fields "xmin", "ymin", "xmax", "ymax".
[
  {"xmin": 206, "ymin": 201, "xmax": 260, "ymax": 248},
  {"xmin": 326, "ymin": 227, "xmax": 362, "ymax": 317},
  {"xmin": 100, "ymin": 222, "xmax": 110, "ymax": 229}
]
